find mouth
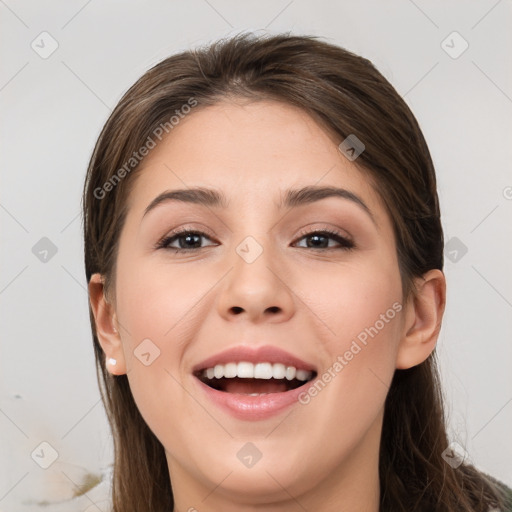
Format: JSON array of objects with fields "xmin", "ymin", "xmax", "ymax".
[
  {"xmin": 194, "ymin": 362, "xmax": 317, "ymax": 395},
  {"xmin": 191, "ymin": 345, "xmax": 318, "ymax": 420}
]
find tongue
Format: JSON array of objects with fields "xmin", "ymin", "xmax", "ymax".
[{"xmin": 223, "ymin": 378, "xmax": 289, "ymax": 394}]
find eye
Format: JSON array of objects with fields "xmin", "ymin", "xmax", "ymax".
[
  {"xmin": 155, "ymin": 228, "xmax": 217, "ymax": 252},
  {"xmin": 155, "ymin": 226, "xmax": 355, "ymax": 253},
  {"xmin": 293, "ymin": 228, "xmax": 355, "ymax": 250}
]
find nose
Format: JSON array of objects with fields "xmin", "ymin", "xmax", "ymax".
[{"xmin": 216, "ymin": 239, "xmax": 295, "ymax": 324}]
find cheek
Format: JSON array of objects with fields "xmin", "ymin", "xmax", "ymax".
[
  {"xmin": 300, "ymin": 252, "xmax": 403, "ymax": 346},
  {"xmin": 113, "ymin": 257, "xmax": 202, "ymax": 416},
  {"xmin": 115, "ymin": 255, "xmax": 207, "ymax": 349},
  {"xmin": 296, "ymin": 257, "xmax": 403, "ymax": 413}
]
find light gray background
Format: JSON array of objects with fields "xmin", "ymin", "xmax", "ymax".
[{"xmin": 1, "ymin": 1, "xmax": 511, "ymax": 510}]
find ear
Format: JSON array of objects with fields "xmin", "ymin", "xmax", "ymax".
[
  {"xmin": 88, "ymin": 273, "xmax": 127, "ymax": 375},
  {"xmin": 396, "ymin": 269, "xmax": 446, "ymax": 369}
]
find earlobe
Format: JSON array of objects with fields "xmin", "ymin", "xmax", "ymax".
[
  {"xmin": 88, "ymin": 273, "xmax": 127, "ymax": 375},
  {"xmin": 396, "ymin": 269, "xmax": 446, "ymax": 370}
]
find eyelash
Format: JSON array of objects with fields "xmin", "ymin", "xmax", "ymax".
[{"xmin": 155, "ymin": 226, "xmax": 355, "ymax": 253}]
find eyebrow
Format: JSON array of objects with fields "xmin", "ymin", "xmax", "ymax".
[{"xmin": 142, "ymin": 185, "xmax": 377, "ymax": 227}]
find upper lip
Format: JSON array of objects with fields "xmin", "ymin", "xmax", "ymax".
[{"xmin": 192, "ymin": 345, "xmax": 317, "ymax": 374}]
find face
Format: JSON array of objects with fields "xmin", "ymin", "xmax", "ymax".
[{"xmin": 107, "ymin": 100, "xmax": 409, "ymax": 504}]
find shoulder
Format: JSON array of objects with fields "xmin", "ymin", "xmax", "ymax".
[
  {"xmin": 485, "ymin": 474, "xmax": 512, "ymax": 511},
  {"xmin": 500, "ymin": 482, "xmax": 512, "ymax": 512}
]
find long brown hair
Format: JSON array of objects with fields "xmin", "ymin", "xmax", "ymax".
[{"xmin": 82, "ymin": 32, "xmax": 507, "ymax": 511}]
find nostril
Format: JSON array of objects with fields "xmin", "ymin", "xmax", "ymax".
[{"xmin": 231, "ymin": 307, "xmax": 244, "ymax": 314}]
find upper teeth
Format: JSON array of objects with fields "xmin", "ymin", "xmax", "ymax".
[{"xmin": 202, "ymin": 362, "xmax": 313, "ymax": 381}]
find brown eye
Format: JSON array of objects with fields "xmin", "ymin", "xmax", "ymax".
[
  {"xmin": 156, "ymin": 229, "xmax": 217, "ymax": 252},
  {"xmin": 155, "ymin": 227, "xmax": 355, "ymax": 253},
  {"xmin": 294, "ymin": 229, "xmax": 355, "ymax": 250}
]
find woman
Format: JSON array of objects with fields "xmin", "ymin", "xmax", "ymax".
[{"xmin": 83, "ymin": 32, "xmax": 512, "ymax": 511}]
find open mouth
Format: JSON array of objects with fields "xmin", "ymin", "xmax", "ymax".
[{"xmin": 194, "ymin": 362, "xmax": 317, "ymax": 395}]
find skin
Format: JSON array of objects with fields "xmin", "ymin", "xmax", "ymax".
[{"xmin": 89, "ymin": 99, "xmax": 446, "ymax": 512}]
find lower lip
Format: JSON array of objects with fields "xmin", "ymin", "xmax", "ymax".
[{"xmin": 194, "ymin": 377, "xmax": 313, "ymax": 421}]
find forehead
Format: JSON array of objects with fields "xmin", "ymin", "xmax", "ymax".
[{"xmin": 125, "ymin": 99, "xmax": 387, "ymax": 226}]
